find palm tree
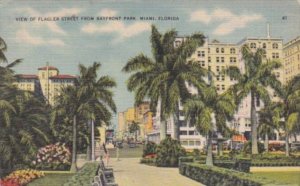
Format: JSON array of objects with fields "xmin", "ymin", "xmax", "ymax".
[
  {"xmin": 52, "ymin": 62, "xmax": 117, "ymax": 171},
  {"xmin": 184, "ymin": 86, "xmax": 236, "ymax": 166},
  {"xmin": 226, "ymin": 45, "xmax": 282, "ymax": 155},
  {"xmin": 129, "ymin": 121, "xmax": 140, "ymax": 142},
  {"xmin": 53, "ymin": 85, "xmax": 89, "ymax": 172},
  {"xmin": 123, "ymin": 25, "xmax": 207, "ymax": 141},
  {"xmin": 77, "ymin": 62, "xmax": 116, "ymax": 160},
  {"xmin": 275, "ymin": 75, "xmax": 300, "ymax": 156},
  {"xmin": 0, "ymin": 37, "xmax": 50, "ymax": 172},
  {"xmin": 258, "ymin": 103, "xmax": 281, "ymax": 152}
]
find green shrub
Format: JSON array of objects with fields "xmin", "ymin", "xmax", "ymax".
[
  {"xmin": 179, "ymin": 156, "xmax": 194, "ymax": 165},
  {"xmin": 251, "ymin": 154, "xmax": 300, "ymax": 167},
  {"xmin": 63, "ymin": 163, "xmax": 98, "ymax": 186},
  {"xmin": 156, "ymin": 136, "xmax": 186, "ymax": 167},
  {"xmin": 140, "ymin": 158, "xmax": 156, "ymax": 166},
  {"xmin": 142, "ymin": 141, "xmax": 157, "ymax": 157},
  {"xmin": 214, "ymin": 158, "xmax": 251, "ymax": 173},
  {"xmin": 243, "ymin": 141, "xmax": 265, "ymax": 154},
  {"xmin": 179, "ymin": 163, "xmax": 284, "ymax": 186}
]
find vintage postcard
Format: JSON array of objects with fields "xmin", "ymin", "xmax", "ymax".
[{"xmin": 0, "ymin": 0, "xmax": 300, "ymax": 185}]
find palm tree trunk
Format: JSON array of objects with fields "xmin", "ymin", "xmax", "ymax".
[
  {"xmin": 160, "ymin": 119, "xmax": 167, "ymax": 141},
  {"xmin": 217, "ymin": 140, "xmax": 223, "ymax": 156},
  {"xmin": 285, "ymin": 131, "xmax": 290, "ymax": 157},
  {"xmin": 264, "ymin": 133, "xmax": 269, "ymax": 153},
  {"xmin": 86, "ymin": 120, "xmax": 91, "ymax": 161},
  {"xmin": 206, "ymin": 133, "xmax": 213, "ymax": 166},
  {"xmin": 251, "ymin": 91, "xmax": 258, "ymax": 155},
  {"xmin": 173, "ymin": 114, "xmax": 180, "ymax": 141},
  {"xmin": 70, "ymin": 115, "xmax": 77, "ymax": 172},
  {"xmin": 91, "ymin": 120, "xmax": 95, "ymax": 161}
]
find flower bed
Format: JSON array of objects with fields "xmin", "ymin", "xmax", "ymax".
[
  {"xmin": 32, "ymin": 143, "xmax": 71, "ymax": 171},
  {"xmin": 0, "ymin": 169, "xmax": 44, "ymax": 186}
]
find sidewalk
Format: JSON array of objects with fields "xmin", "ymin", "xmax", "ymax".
[{"xmin": 108, "ymin": 158, "xmax": 203, "ymax": 186}]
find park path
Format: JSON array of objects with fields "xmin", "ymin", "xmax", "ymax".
[{"xmin": 108, "ymin": 158, "xmax": 204, "ymax": 186}]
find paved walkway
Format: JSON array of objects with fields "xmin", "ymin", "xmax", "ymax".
[{"xmin": 108, "ymin": 158, "xmax": 204, "ymax": 186}]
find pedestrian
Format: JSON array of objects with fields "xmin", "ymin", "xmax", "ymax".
[{"xmin": 102, "ymin": 143, "xmax": 110, "ymax": 166}]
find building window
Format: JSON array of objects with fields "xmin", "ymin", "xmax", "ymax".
[
  {"xmin": 216, "ymin": 84, "xmax": 220, "ymax": 91},
  {"xmin": 216, "ymin": 48, "xmax": 219, "ymax": 53},
  {"xmin": 189, "ymin": 140, "xmax": 195, "ymax": 146},
  {"xmin": 196, "ymin": 141, "xmax": 201, "ymax": 146},
  {"xmin": 208, "ymin": 57, "xmax": 211, "ymax": 63},
  {"xmin": 198, "ymin": 51, "xmax": 205, "ymax": 57},
  {"xmin": 216, "ymin": 75, "xmax": 220, "ymax": 81},
  {"xmin": 230, "ymin": 48, "xmax": 235, "ymax": 54},
  {"xmin": 208, "ymin": 66, "xmax": 211, "ymax": 71},
  {"xmin": 250, "ymin": 43, "xmax": 256, "ymax": 49},
  {"xmin": 221, "ymin": 75, "xmax": 225, "ymax": 81},
  {"xmin": 276, "ymin": 72, "xmax": 280, "ymax": 78},
  {"xmin": 230, "ymin": 57, "xmax": 237, "ymax": 63},
  {"xmin": 272, "ymin": 43, "xmax": 278, "ymax": 49},
  {"xmin": 180, "ymin": 131, "xmax": 187, "ymax": 135},
  {"xmin": 216, "ymin": 57, "xmax": 220, "ymax": 63},
  {"xmin": 201, "ymin": 61, "xmax": 205, "ymax": 67},
  {"xmin": 221, "ymin": 48, "xmax": 224, "ymax": 53},
  {"xmin": 189, "ymin": 131, "xmax": 195, "ymax": 135},
  {"xmin": 208, "ymin": 48, "xmax": 210, "ymax": 53},
  {"xmin": 272, "ymin": 53, "xmax": 279, "ymax": 59},
  {"xmin": 263, "ymin": 43, "xmax": 266, "ymax": 49},
  {"xmin": 181, "ymin": 140, "xmax": 188, "ymax": 146},
  {"xmin": 179, "ymin": 120, "xmax": 187, "ymax": 127},
  {"xmin": 175, "ymin": 41, "xmax": 181, "ymax": 47},
  {"xmin": 216, "ymin": 66, "xmax": 220, "ymax": 72},
  {"xmin": 222, "ymin": 84, "xmax": 225, "ymax": 90},
  {"xmin": 221, "ymin": 57, "xmax": 224, "ymax": 63}
]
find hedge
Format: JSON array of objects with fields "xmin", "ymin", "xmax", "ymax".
[
  {"xmin": 63, "ymin": 163, "xmax": 98, "ymax": 186},
  {"xmin": 140, "ymin": 158, "xmax": 156, "ymax": 166},
  {"xmin": 179, "ymin": 156, "xmax": 251, "ymax": 173},
  {"xmin": 179, "ymin": 163, "xmax": 284, "ymax": 186}
]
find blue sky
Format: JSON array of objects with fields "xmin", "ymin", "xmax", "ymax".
[{"xmin": 1, "ymin": 0, "xmax": 300, "ymax": 127}]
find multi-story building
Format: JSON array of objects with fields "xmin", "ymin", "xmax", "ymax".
[
  {"xmin": 233, "ymin": 36, "xmax": 284, "ymax": 139},
  {"xmin": 150, "ymin": 31, "xmax": 287, "ymax": 149},
  {"xmin": 283, "ymin": 36, "xmax": 300, "ymax": 84},
  {"xmin": 143, "ymin": 111, "xmax": 153, "ymax": 134},
  {"xmin": 15, "ymin": 65, "xmax": 76, "ymax": 105},
  {"xmin": 134, "ymin": 101, "xmax": 150, "ymax": 123},
  {"xmin": 15, "ymin": 74, "xmax": 42, "ymax": 94}
]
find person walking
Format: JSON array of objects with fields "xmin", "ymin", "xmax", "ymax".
[{"xmin": 102, "ymin": 143, "xmax": 110, "ymax": 166}]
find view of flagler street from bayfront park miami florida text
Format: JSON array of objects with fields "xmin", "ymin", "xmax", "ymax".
[{"xmin": 0, "ymin": 0, "xmax": 300, "ymax": 185}]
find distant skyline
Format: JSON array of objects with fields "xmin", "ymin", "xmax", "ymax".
[{"xmin": 1, "ymin": 0, "xmax": 300, "ymax": 127}]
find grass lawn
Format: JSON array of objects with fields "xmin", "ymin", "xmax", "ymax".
[
  {"xmin": 28, "ymin": 173, "xmax": 75, "ymax": 186},
  {"xmin": 253, "ymin": 171, "xmax": 300, "ymax": 185}
]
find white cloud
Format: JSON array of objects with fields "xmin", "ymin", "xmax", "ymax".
[
  {"xmin": 16, "ymin": 7, "xmax": 82, "ymax": 35},
  {"xmin": 190, "ymin": 8, "xmax": 263, "ymax": 35},
  {"xmin": 97, "ymin": 8, "xmax": 118, "ymax": 17},
  {"xmin": 81, "ymin": 21, "xmax": 151, "ymax": 42},
  {"xmin": 16, "ymin": 29, "xmax": 65, "ymax": 46}
]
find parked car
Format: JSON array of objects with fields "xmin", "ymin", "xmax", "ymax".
[{"xmin": 291, "ymin": 142, "xmax": 300, "ymax": 152}]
